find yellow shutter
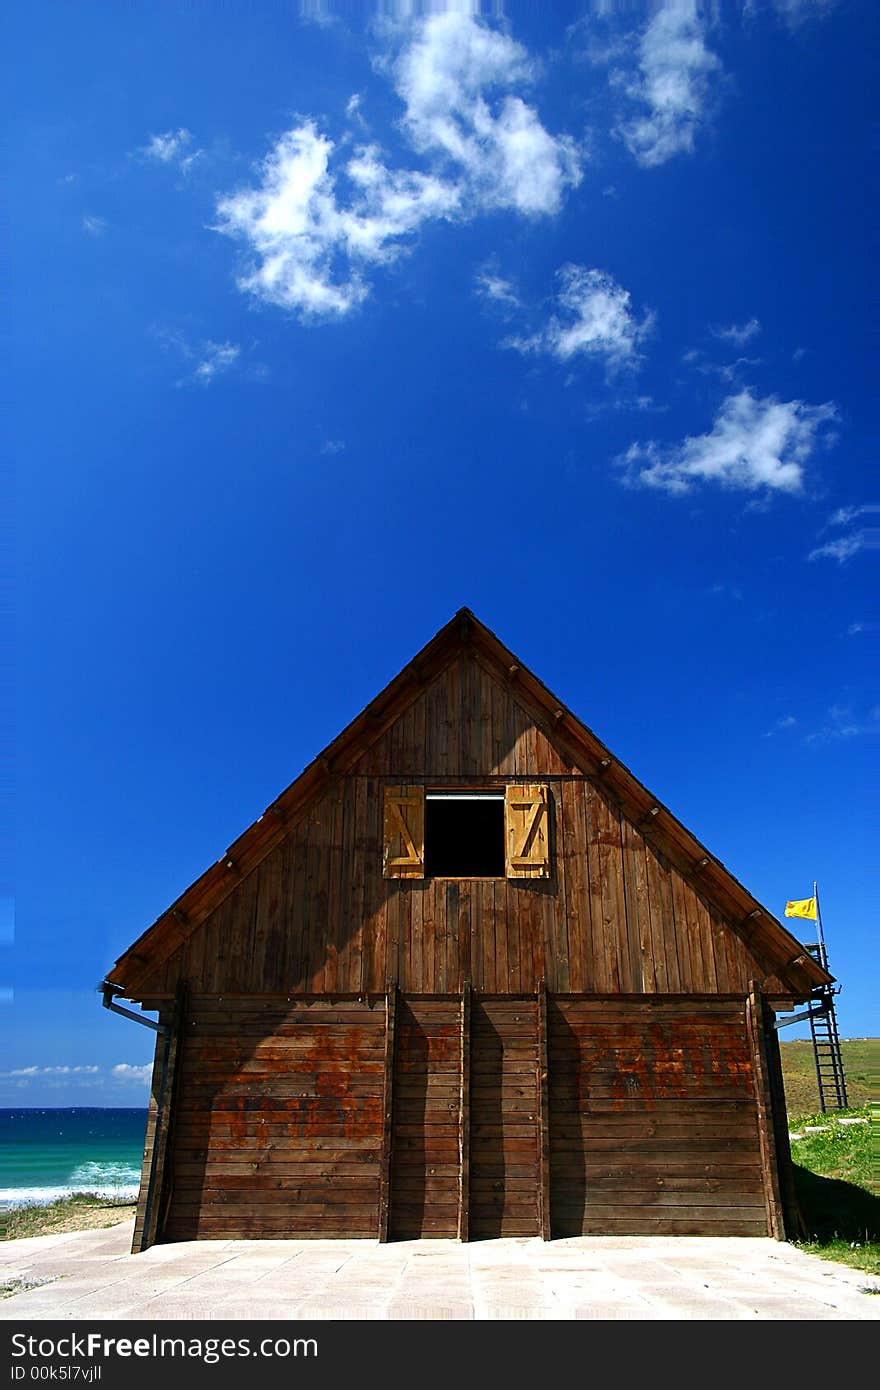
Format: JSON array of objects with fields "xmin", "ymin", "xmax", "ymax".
[
  {"xmin": 383, "ymin": 785, "xmax": 425, "ymax": 879},
  {"xmin": 505, "ymin": 784, "xmax": 551, "ymax": 879}
]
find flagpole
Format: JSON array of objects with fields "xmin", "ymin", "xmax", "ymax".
[{"xmin": 814, "ymin": 878, "xmax": 826, "ymax": 963}]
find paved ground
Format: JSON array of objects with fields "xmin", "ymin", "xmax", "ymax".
[{"xmin": 2, "ymin": 1219, "xmax": 878, "ymax": 1320}]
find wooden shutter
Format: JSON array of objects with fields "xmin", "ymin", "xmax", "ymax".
[
  {"xmin": 505, "ymin": 784, "xmax": 550, "ymax": 879},
  {"xmin": 383, "ymin": 786, "xmax": 425, "ymax": 879}
]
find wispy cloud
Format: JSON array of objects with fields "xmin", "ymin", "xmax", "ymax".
[
  {"xmin": 215, "ymin": 14, "xmax": 581, "ymax": 320},
  {"xmin": 193, "ymin": 341, "xmax": 240, "ymax": 385},
  {"xmin": 474, "ymin": 268, "xmax": 520, "ymax": 309},
  {"xmin": 617, "ymin": 0, "xmax": 720, "ymax": 167},
  {"xmin": 154, "ymin": 328, "xmax": 245, "ymax": 387},
  {"xmin": 320, "ymin": 438, "xmax": 346, "ymax": 455},
  {"xmin": 711, "ymin": 318, "xmax": 761, "ymax": 347},
  {"xmin": 143, "ymin": 128, "xmax": 203, "ymax": 173},
  {"xmin": 809, "ymin": 534, "xmax": 868, "ymax": 564},
  {"xmin": 81, "ymin": 215, "xmax": 108, "ymax": 237},
  {"xmin": 1, "ymin": 1065, "xmax": 100, "ymax": 1078},
  {"xmin": 746, "ymin": 0, "xmax": 839, "ymax": 26},
  {"xmin": 805, "ymin": 704, "xmax": 880, "ymax": 744},
  {"xmin": 763, "ymin": 714, "xmax": 797, "ymax": 738},
  {"xmin": 682, "ymin": 346, "xmax": 763, "ymax": 384},
  {"xmin": 112, "ymin": 1063, "xmax": 152, "ymax": 1085},
  {"xmin": 505, "ymin": 265, "xmax": 652, "ymax": 371},
  {"xmin": 809, "ymin": 504, "xmax": 880, "ymax": 562},
  {"xmin": 621, "ymin": 389, "xmax": 836, "ymax": 494}
]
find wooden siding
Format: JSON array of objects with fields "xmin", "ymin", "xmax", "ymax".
[
  {"xmin": 548, "ymin": 999, "xmax": 766, "ymax": 1236},
  {"xmin": 388, "ymin": 999, "xmax": 461, "ymax": 1238},
  {"xmin": 149, "ymin": 992, "xmax": 768, "ymax": 1242},
  {"xmin": 163, "ymin": 998, "xmax": 385, "ymax": 1240},
  {"xmin": 469, "ymin": 998, "xmax": 541, "ymax": 1238},
  {"xmin": 133, "ymin": 656, "xmax": 784, "ymax": 1001}
]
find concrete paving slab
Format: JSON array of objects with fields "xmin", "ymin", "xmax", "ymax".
[{"xmin": 2, "ymin": 1218, "xmax": 878, "ymax": 1321}]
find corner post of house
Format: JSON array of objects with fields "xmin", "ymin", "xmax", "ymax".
[
  {"xmin": 133, "ymin": 980, "xmax": 187, "ymax": 1254},
  {"xmin": 537, "ymin": 978, "xmax": 552, "ymax": 1240},
  {"xmin": 377, "ymin": 982, "xmax": 398, "ymax": 1242},
  {"xmin": 764, "ymin": 1000, "xmax": 804, "ymax": 1238},
  {"xmin": 458, "ymin": 980, "xmax": 472, "ymax": 1242},
  {"xmin": 746, "ymin": 979, "xmax": 785, "ymax": 1240}
]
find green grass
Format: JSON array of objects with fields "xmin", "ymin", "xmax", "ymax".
[
  {"xmin": 778, "ymin": 1037, "xmax": 876, "ymax": 1119},
  {"xmin": 785, "ymin": 1105, "xmax": 879, "ymax": 1276},
  {"xmin": 1, "ymin": 1193, "xmax": 135, "ymax": 1242}
]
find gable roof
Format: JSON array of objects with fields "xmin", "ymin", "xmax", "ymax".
[{"xmin": 107, "ymin": 608, "xmax": 831, "ymax": 998}]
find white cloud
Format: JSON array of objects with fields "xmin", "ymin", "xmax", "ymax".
[
  {"xmin": 712, "ymin": 318, "xmax": 761, "ymax": 346},
  {"xmin": 747, "ymin": 0, "xmax": 839, "ymax": 24},
  {"xmin": 215, "ymin": 14, "xmax": 580, "ymax": 320},
  {"xmin": 809, "ymin": 504, "xmax": 880, "ymax": 562},
  {"xmin": 828, "ymin": 504, "xmax": 879, "ymax": 528},
  {"xmin": 618, "ymin": 0, "xmax": 720, "ymax": 167},
  {"xmin": 808, "ymin": 534, "xmax": 868, "ymax": 564},
  {"xmin": 763, "ymin": 714, "xmax": 797, "ymax": 738},
  {"xmin": 2, "ymin": 1065, "xmax": 100, "ymax": 1078},
  {"xmin": 394, "ymin": 13, "xmax": 582, "ymax": 216},
  {"xmin": 193, "ymin": 342, "xmax": 240, "ymax": 385},
  {"xmin": 215, "ymin": 122, "xmax": 459, "ymax": 318},
  {"xmin": 320, "ymin": 438, "xmax": 346, "ymax": 455},
  {"xmin": 112, "ymin": 1063, "xmax": 153, "ymax": 1085},
  {"xmin": 144, "ymin": 128, "xmax": 202, "ymax": 172},
  {"xmin": 805, "ymin": 703, "xmax": 880, "ymax": 744},
  {"xmin": 474, "ymin": 268, "xmax": 520, "ymax": 307},
  {"xmin": 622, "ymin": 389, "xmax": 836, "ymax": 494},
  {"xmin": 82, "ymin": 215, "xmax": 108, "ymax": 237},
  {"xmin": 506, "ymin": 265, "xmax": 652, "ymax": 370}
]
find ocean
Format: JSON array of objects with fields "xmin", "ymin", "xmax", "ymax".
[{"xmin": 0, "ymin": 1108, "xmax": 147, "ymax": 1206}]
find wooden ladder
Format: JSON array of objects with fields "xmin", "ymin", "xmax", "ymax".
[{"xmin": 806, "ymin": 943, "xmax": 849, "ymax": 1113}]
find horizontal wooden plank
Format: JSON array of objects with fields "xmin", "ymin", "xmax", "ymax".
[{"xmin": 551, "ymin": 1218, "xmax": 767, "ymax": 1236}]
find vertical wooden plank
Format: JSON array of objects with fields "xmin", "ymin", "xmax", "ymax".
[
  {"xmin": 131, "ymin": 1022, "xmax": 166, "ymax": 1253},
  {"xmin": 133, "ymin": 983, "xmax": 186, "ymax": 1253},
  {"xmin": 643, "ymin": 842, "xmax": 668, "ymax": 993},
  {"xmin": 569, "ymin": 780, "xmax": 592, "ymax": 992},
  {"xmin": 377, "ymin": 985, "xmax": 398, "ymax": 1242},
  {"xmin": 323, "ymin": 784, "xmax": 343, "ymax": 993},
  {"xmin": 458, "ymin": 980, "xmax": 471, "ymax": 1242},
  {"xmin": 620, "ymin": 815, "xmax": 646, "ymax": 994},
  {"xmin": 537, "ymin": 981, "xmax": 551, "ymax": 1241},
  {"xmin": 747, "ymin": 981, "xmax": 785, "ymax": 1240},
  {"xmin": 591, "ymin": 786, "xmax": 621, "ymax": 992},
  {"xmin": 669, "ymin": 868, "xmax": 693, "ymax": 991},
  {"xmin": 551, "ymin": 785, "xmax": 570, "ymax": 994}
]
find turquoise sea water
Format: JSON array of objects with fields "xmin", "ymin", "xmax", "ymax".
[{"xmin": 0, "ymin": 1108, "xmax": 147, "ymax": 1206}]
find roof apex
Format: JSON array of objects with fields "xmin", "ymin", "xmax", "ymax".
[{"xmin": 107, "ymin": 608, "xmax": 831, "ymax": 998}]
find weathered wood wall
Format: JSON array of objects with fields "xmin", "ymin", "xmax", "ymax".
[
  {"xmin": 132, "ymin": 655, "xmax": 783, "ymax": 1003},
  {"xmin": 548, "ymin": 998, "xmax": 766, "ymax": 1236},
  {"xmin": 165, "ymin": 998, "xmax": 386, "ymax": 1239},
  {"xmin": 153, "ymin": 992, "xmax": 770, "ymax": 1242}
]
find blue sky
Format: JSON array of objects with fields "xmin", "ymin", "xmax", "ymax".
[{"xmin": 7, "ymin": 1, "xmax": 876, "ymax": 1106}]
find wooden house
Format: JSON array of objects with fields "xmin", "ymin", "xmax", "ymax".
[{"xmin": 104, "ymin": 610, "xmax": 830, "ymax": 1252}]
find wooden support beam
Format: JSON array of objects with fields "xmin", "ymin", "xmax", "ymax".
[
  {"xmin": 458, "ymin": 981, "xmax": 471, "ymax": 1243},
  {"xmin": 133, "ymin": 982, "xmax": 186, "ymax": 1254},
  {"xmin": 747, "ymin": 980, "xmax": 785, "ymax": 1241},
  {"xmin": 537, "ymin": 980, "xmax": 552, "ymax": 1241},
  {"xmin": 765, "ymin": 1010, "xmax": 803, "ymax": 1239},
  {"xmin": 377, "ymin": 985, "xmax": 398, "ymax": 1243}
]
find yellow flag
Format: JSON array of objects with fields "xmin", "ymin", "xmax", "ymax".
[{"xmin": 785, "ymin": 897, "xmax": 818, "ymax": 921}]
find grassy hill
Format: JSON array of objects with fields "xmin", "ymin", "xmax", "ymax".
[{"xmin": 778, "ymin": 1037, "xmax": 877, "ymax": 1120}]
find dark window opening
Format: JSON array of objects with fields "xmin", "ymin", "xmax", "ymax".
[{"xmin": 424, "ymin": 794, "xmax": 505, "ymax": 878}]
